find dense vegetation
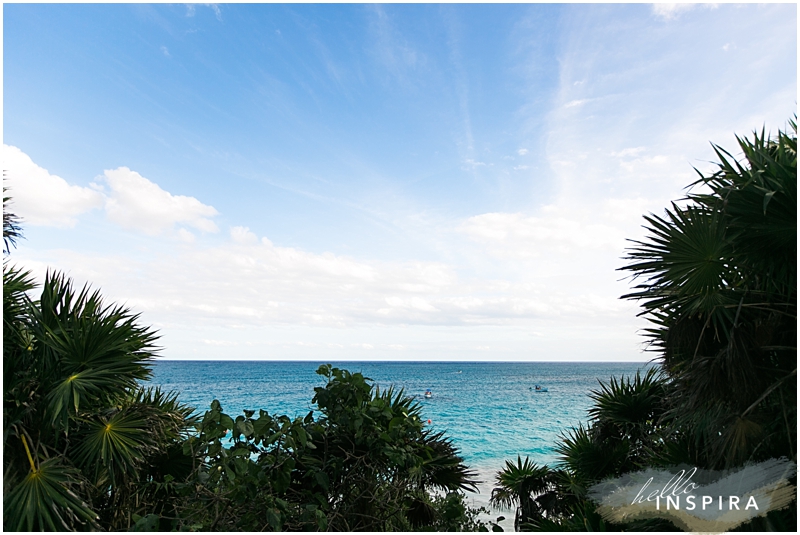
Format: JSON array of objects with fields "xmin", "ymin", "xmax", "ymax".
[
  {"xmin": 491, "ymin": 122, "xmax": 797, "ymax": 530},
  {"xmin": 172, "ymin": 365, "xmax": 499, "ymax": 531}
]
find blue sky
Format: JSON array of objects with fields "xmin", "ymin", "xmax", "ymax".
[{"xmin": 3, "ymin": 3, "xmax": 797, "ymax": 361}]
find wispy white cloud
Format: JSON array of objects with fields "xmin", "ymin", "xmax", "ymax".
[
  {"xmin": 610, "ymin": 147, "xmax": 646, "ymax": 158},
  {"xmin": 517, "ymin": 148, "xmax": 529, "ymax": 156},
  {"xmin": 462, "ymin": 158, "xmax": 486, "ymax": 170},
  {"xmin": 201, "ymin": 339, "xmax": 238, "ymax": 346},
  {"xmin": 563, "ymin": 99, "xmax": 586, "ymax": 108},
  {"xmin": 460, "ymin": 211, "xmax": 626, "ymax": 257},
  {"xmin": 652, "ymin": 3, "xmax": 697, "ymax": 21},
  {"xmin": 184, "ymin": 4, "xmax": 222, "ymax": 21},
  {"xmin": 540, "ymin": 3, "xmax": 794, "ymax": 211},
  {"xmin": 160, "ymin": 45, "xmax": 170, "ymax": 57},
  {"xmin": 209, "ymin": 4, "xmax": 222, "ymax": 21},
  {"xmin": 652, "ymin": 3, "xmax": 722, "ymax": 22},
  {"xmin": 367, "ymin": 5, "xmax": 423, "ymax": 82}
]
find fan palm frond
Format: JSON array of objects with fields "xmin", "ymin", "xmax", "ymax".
[
  {"xmin": 3, "ymin": 188, "xmax": 23, "ymax": 254},
  {"xmin": 4, "ymin": 456, "xmax": 98, "ymax": 531}
]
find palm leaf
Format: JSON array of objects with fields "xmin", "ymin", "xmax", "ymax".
[
  {"xmin": 74, "ymin": 409, "xmax": 156, "ymax": 484},
  {"xmin": 3, "ymin": 189, "xmax": 24, "ymax": 254},
  {"xmin": 27, "ymin": 271, "xmax": 159, "ymax": 431},
  {"xmin": 4, "ymin": 457, "xmax": 98, "ymax": 531}
]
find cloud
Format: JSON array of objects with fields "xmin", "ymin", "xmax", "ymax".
[
  {"xmin": 2, "ymin": 145, "xmax": 220, "ymax": 237},
  {"xmin": 368, "ymin": 5, "xmax": 424, "ymax": 82},
  {"xmin": 160, "ymin": 45, "xmax": 170, "ymax": 57},
  {"xmin": 384, "ymin": 296, "xmax": 438, "ymax": 312},
  {"xmin": 17, "ymin": 219, "xmax": 632, "ymax": 336},
  {"xmin": 2, "ymin": 144, "xmax": 104, "ymax": 227},
  {"xmin": 230, "ymin": 226, "xmax": 258, "ymax": 245},
  {"xmin": 185, "ymin": 4, "xmax": 222, "ymax": 21},
  {"xmin": 610, "ymin": 147, "xmax": 646, "ymax": 158},
  {"xmin": 209, "ymin": 4, "xmax": 222, "ymax": 21},
  {"xmin": 517, "ymin": 148, "xmax": 529, "ymax": 156},
  {"xmin": 536, "ymin": 3, "xmax": 795, "ymax": 218},
  {"xmin": 101, "ymin": 167, "xmax": 219, "ymax": 235},
  {"xmin": 460, "ymin": 211, "xmax": 626, "ymax": 257},
  {"xmin": 177, "ymin": 228, "xmax": 196, "ymax": 243},
  {"xmin": 564, "ymin": 99, "xmax": 588, "ymax": 108},
  {"xmin": 462, "ymin": 158, "xmax": 486, "ymax": 170},
  {"xmin": 201, "ymin": 339, "xmax": 237, "ymax": 346},
  {"xmin": 652, "ymin": 3, "xmax": 697, "ymax": 21}
]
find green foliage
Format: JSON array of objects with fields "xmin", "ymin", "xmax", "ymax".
[
  {"xmin": 491, "ymin": 371, "xmax": 672, "ymax": 531},
  {"xmin": 4, "ymin": 456, "xmax": 97, "ymax": 531},
  {"xmin": 175, "ymin": 365, "xmax": 483, "ymax": 531},
  {"xmin": 621, "ymin": 121, "xmax": 796, "ymax": 470},
  {"xmin": 3, "ymin": 262, "xmax": 195, "ymax": 531},
  {"xmin": 497, "ymin": 120, "xmax": 797, "ymax": 531},
  {"xmin": 427, "ymin": 492, "xmax": 504, "ymax": 532},
  {"xmin": 490, "ymin": 456, "xmax": 562, "ymax": 531},
  {"xmin": 3, "ymin": 187, "xmax": 23, "ymax": 254}
]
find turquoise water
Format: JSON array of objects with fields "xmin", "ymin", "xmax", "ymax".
[
  {"xmin": 149, "ymin": 360, "xmax": 650, "ymax": 527},
  {"xmin": 149, "ymin": 360, "xmax": 648, "ymax": 467}
]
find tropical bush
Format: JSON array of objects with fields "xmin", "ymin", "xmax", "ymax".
[
  {"xmin": 174, "ymin": 365, "xmax": 492, "ymax": 531},
  {"xmin": 494, "ymin": 120, "xmax": 797, "ymax": 531}
]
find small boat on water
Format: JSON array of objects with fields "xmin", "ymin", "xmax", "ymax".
[
  {"xmin": 533, "ymin": 384, "xmax": 548, "ymax": 393},
  {"xmin": 424, "ymin": 389, "xmax": 433, "ymax": 398}
]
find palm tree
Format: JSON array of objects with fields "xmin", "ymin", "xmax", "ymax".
[
  {"xmin": 490, "ymin": 456, "xmax": 562, "ymax": 530},
  {"xmin": 584, "ymin": 368, "xmax": 668, "ymax": 470},
  {"xmin": 3, "ymin": 212, "xmax": 195, "ymax": 530},
  {"xmin": 620, "ymin": 121, "xmax": 796, "ymax": 469},
  {"xmin": 496, "ymin": 119, "xmax": 796, "ymax": 532}
]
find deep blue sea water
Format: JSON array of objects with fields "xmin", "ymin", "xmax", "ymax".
[{"xmin": 148, "ymin": 360, "xmax": 650, "ymax": 526}]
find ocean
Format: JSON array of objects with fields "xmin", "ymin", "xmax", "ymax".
[{"xmin": 148, "ymin": 360, "xmax": 650, "ymax": 528}]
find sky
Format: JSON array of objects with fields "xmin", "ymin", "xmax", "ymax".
[{"xmin": 2, "ymin": 2, "xmax": 797, "ymax": 362}]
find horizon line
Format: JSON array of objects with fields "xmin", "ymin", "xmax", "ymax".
[{"xmin": 152, "ymin": 358, "xmax": 654, "ymax": 363}]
